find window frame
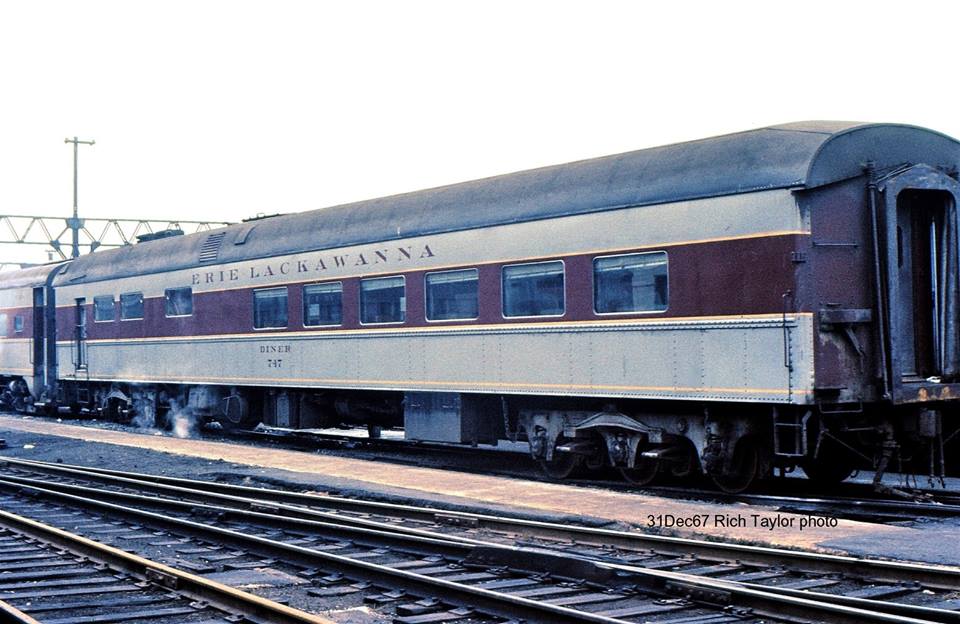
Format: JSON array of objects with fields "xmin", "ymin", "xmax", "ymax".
[
  {"xmin": 500, "ymin": 259, "xmax": 566, "ymax": 319},
  {"xmin": 253, "ymin": 286, "xmax": 289, "ymax": 330},
  {"xmin": 359, "ymin": 275, "xmax": 406, "ymax": 326},
  {"xmin": 13, "ymin": 315, "xmax": 23, "ymax": 334},
  {"xmin": 93, "ymin": 295, "xmax": 115, "ymax": 323},
  {"xmin": 119, "ymin": 292, "xmax": 145, "ymax": 321},
  {"xmin": 592, "ymin": 250, "xmax": 669, "ymax": 316},
  {"xmin": 302, "ymin": 281, "xmax": 343, "ymax": 328},
  {"xmin": 75, "ymin": 299, "xmax": 87, "ymax": 369},
  {"xmin": 0, "ymin": 313, "xmax": 6, "ymax": 337},
  {"xmin": 424, "ymin": 268, "xmax": 480, "ymax": 323},
  {"xmin": 164, "ymin": 287, "xmax": 194, "ymax": 318}
]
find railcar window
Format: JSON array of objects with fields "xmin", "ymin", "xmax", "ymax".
[
  {"xmin": 254, "ymin": 287, "xmax": 288, "ymax": 329},
  {"xmin": 502, "ymin": 261, "xmax": 565, "ymax": 317},
  {"xmin": 303, "ymin": 282, "xmax": 342, "ymax": 327},
  {"xmin": 360, "ymin": 276, "xmax": 405, "ymax": 324},
  {"xmin": 0, "ymin": 313, "xmax": 6, "ymax": 337},
  {"xmin": 165, "ymin": 287, "xmax": 193, "ymax": 317},
  {"xmin": 425, "ymin": 268, "xmax": 478, "ymax": 321},
  {"xmin": 13, "ymin": 315, "xmax": 23, "ymax": 333},
  {"xmin": 120, "ymin": 292, "xmax": 144, "ymax": 320},
  {"xmin": 94, "ymin": 296, "xmax": 115, "ymax": 322},
  {"xmin": 593, "ymin": 252, "xmax": 668, "ymax": 314}
]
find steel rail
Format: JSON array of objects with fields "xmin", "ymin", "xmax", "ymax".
[
  {"xmin": 0, "ymin": 473, "xmax": 953, "ymax": 624},
  {"xmin": 733, "ymin": 582, "xmax": 960, "ymax": 623},
  {"xmin": 0, "ymin": 508, "xmax": 333, "ymax": 624},
  {"xmin": 0, "ymin": 458, "xmax": 485, "ymax": 548},
  {"xmin": 228, "ymin": 428, "xmax": 960, "ymax": 507},
  {"xmin": 0, "ymin": 472, "xmax": 484, "ymax": 556},
  {"xmin": 473, "ymin": 546, "xmax": 960, "ymax": 624},
  {"xmin": 2, "ymin": 467, "xmax": 948, "ymax": 624},
  {"xmin": 0, "ymin": 600, "xmax": 42, "ymax": 624},
  {"xmin": 638, "ymin": 484, "xmax": 960, "ymax": 517},
  {"xmin": 6, "ymin": 457, "xmax": 959, "ymax": 591},
  {"xmin": 0, "ymin": 478, "xmax": 637, "ymax": 624},
  {"xmin": 231, "ymin": 427, "xmax": 960, "ymax": 509}
]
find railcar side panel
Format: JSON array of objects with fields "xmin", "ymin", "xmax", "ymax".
[
  {"xmin": 0, "ymin": 293, "xmax": 34, "ymax": 377},
  {"xmin": 56, "ymin": 314, "xmax": 813, "ymax": 402},
  {"xmin": 0, "ymin": 338, "xmax": 32, "ymax": 377},
  {"xmin": 51, "ymin": 188, "xmax": 804, "ymax": 306},
  {"xmin": 798, "ymin": 177, "xmax": 880, "ymax": 404},
  {"xmin": 51, "ymin": 189, "xmax": 808, "ymax": 405}
]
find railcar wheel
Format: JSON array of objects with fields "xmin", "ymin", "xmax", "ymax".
[
  {"xmin": 537, "ymin": 437, "xmax": 584, "ymax": 480},
  {"xmin": 800, "ymin": 447, "xmax": 856, "ymax": 485},
  {"xmin": 802, "ymin": 462, "xmax": 854, "ymax": 484},
  {"xmin": 619, "ymin": 455, "xmax": 659, "ymax": 486},
  {"xmin": 214, "ymin": 417, "xmax": 243, "ymax": 432},
  {"xmin": 667, "ymin": 442, "xmax": 698, "ymax": 478},
  {"xmin": 711, "ymin": 439, "xmax": 760, "ymax": 494},
  {"xmin": 11, "ymin": 394, "xmax": 26, "ymax": 413}
]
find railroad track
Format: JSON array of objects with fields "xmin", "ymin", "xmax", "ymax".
[
  {"xmin": 0, "ymin": 504, "xmax": 331, "ymax": 624},
  {"xmin": 1, "ymin": 458, "xmax": 959, "ymax": 623},
  {"xmin": 15, "ymin": 416, "xmax": 958, "ymax": 524},
  {"xmin": 617, "ymin": 484, "xmax": 960, "ymax": 523},
  {"xmin": 222, "ymin": 424, "xmax": 960, "ymax": 521}
]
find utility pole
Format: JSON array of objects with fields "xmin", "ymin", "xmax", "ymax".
[{"xmin": 64, "ymin": 136, "xmax": 95, "ymax": 258}]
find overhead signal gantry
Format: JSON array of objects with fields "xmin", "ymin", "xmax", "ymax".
[{"xmin": 0, "ymin": 137, "xmax": 232, "ymax": 268}]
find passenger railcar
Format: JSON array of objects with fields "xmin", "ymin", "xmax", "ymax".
[
  {"xmin": 0, "ymin": 263, "xmax": 65, "ymax": 411},
  {"xmin": 2, "ymin": 121, "xmax": 959, "ymax": 492}
]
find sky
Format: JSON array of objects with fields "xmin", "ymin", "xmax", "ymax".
[{"xmin": 2, "ymin": 0, "xmax": 959, "ymax": 265}]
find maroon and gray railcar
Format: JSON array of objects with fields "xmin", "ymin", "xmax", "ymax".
[{"xmin": 2, "ymin": 121, "xmax": 959, "ymax": 492}]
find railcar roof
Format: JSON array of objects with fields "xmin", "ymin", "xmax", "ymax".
[
  {"xmin": 55, "ymin": 121, "xmax": 960, "ymax": 285},
  {"xmin": 0, "ymin": 263, "xmax": 66, "ymax": 291}
]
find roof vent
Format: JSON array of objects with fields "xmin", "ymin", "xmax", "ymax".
[
  {"xmin": 199, "ymin": 232, "xmax": 227, "ymax": 263},
  {"xmin": 242, "ymin": 212, "xmax": 285, "ymax": 222},
  {"xmin": 136, "ymin": 228, "xmax": 184, "ymax": 244}
]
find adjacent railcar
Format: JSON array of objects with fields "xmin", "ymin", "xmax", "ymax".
[
  {"xmin": 2, "ymin": 121, "xmax": 960, "ymax": 491},
  {"xmin": 0, "ymin": 263, "xmax": 65, "ymax": 410}
]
